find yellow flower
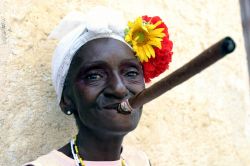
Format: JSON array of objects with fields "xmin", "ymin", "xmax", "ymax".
[{"xmin": 125, "ymin": 17, "xmax": 165, "ymax": 62}]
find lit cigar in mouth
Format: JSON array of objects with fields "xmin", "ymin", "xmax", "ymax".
[{"xmin": 117, "ymin": 37, "xmax": 236, "ymax": 114}]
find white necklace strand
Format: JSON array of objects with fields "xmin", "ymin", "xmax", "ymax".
[{"xmin": 70, "ymin": 139, "xmax": 81, "ymax": 166}]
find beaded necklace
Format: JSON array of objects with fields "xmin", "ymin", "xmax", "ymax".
[{"xmin": 70, "ymin": 136, "xmax": 126, "ymax": 166}]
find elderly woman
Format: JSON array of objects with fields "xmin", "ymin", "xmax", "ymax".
[{"xmin": 23, "ymin": 7, "xmax": 173, "ymax": 166}]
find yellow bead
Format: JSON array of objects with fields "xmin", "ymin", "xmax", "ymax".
[
  {"xmin": 79, "ymin": 158, "xmax": 85, "ymax": 166},
  {"xmin": 122, "ymin": 159, "xmax": 126, "ymax": 166}
]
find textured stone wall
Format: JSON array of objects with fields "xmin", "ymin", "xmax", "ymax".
[{"xmin": 1, "ymin": 0, "xmax": 250, "ymax": 165}]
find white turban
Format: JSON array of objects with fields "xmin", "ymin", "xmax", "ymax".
[{"xmin": 49, "ymin": 7, "xmax": 132, "ymax": 104}]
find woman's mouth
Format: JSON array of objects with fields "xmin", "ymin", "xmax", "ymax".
[{"xmin": 102, "ymin": 103, "xmax": 119, "ymax": 110}]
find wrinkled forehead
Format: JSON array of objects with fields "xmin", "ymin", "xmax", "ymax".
[{"xmin": 74, "ymin": 38, "xmax": 137, "ymax": 63}]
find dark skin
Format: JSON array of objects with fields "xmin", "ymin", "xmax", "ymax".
[{"xmin": 58, "ymin": 38, "xmax": 145, "ymax": 161}]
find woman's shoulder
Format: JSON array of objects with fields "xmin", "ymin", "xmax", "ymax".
[
  {"xmin": 122, "ymin": 146, "xmax": 151, "ymax": 166},
  {"xmin": 22, "ymin": 146, "xmax": 151, "ymax": 166},
  {"xmin": 22, "ymin": 150, "xmax": 75, "ymax": 166}
]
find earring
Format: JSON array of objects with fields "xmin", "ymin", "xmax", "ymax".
[{"xmin": 66, "ymin": 110, "xmax": 72, "ymax": 115}]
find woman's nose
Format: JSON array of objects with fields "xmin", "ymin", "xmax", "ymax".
[{"xmin": 104, "ymin": 73, "xmax": 129, "ymax": 99}]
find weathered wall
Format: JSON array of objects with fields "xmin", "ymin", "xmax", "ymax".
[{"xmin": 1, "ymin": 0, "xmax": 250, "ymax": 165}]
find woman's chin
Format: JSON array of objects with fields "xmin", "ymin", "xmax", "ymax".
[
  {"xmin": 101, "ymin": 123, "xmax": 139, "ymax": 136},
  {"xmin": 94, "ymin": 110, "xmax": 141, "ymax": 134}
]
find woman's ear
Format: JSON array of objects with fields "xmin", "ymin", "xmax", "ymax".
[{"xmin": 59, "ymin": 93, "xmax": 75, "ymax": 115}]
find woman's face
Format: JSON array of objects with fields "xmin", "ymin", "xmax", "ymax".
[{"xmin": 68, "ymin": 38, "xmax": 145, "ymax": 134}]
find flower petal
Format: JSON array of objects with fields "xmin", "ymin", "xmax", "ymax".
[
  {"xmin": 143, "ymin": 45, "xmax": 151, "ymax": 58},
  {"xmin": 147, "ymin": 45, "xmax": 155, "ymax": 58}
]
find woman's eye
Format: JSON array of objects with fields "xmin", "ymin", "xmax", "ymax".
[
  {"xmin": 125, "ymin": 71, "xmax": 139, "ymax": 78},
  {"xmin": 85, "ymin": 73, "xmax": 103, "ymax": 81}
]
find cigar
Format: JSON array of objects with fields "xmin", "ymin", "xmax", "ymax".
[{"xmin": 117, "ymin": 37, "xmax": 236, "ymax": 114}]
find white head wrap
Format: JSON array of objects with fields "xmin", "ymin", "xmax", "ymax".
[{"xmin": 49, "ymin": 7, "xmax": 132, "ymax": 104}]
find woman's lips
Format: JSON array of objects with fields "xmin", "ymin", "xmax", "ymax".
[{"xmin": 102, "ymin": 103, "xmax": 120, "ymax": 110}]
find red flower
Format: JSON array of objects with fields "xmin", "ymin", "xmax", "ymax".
[{"xmin": 141, "ymin": 15, "xmax": 173, "ymax": 82}]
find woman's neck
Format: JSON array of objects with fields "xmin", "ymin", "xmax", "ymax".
[{"xmin": 76, "ymin": 126, "xmax": 125, "ymax": 161}]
